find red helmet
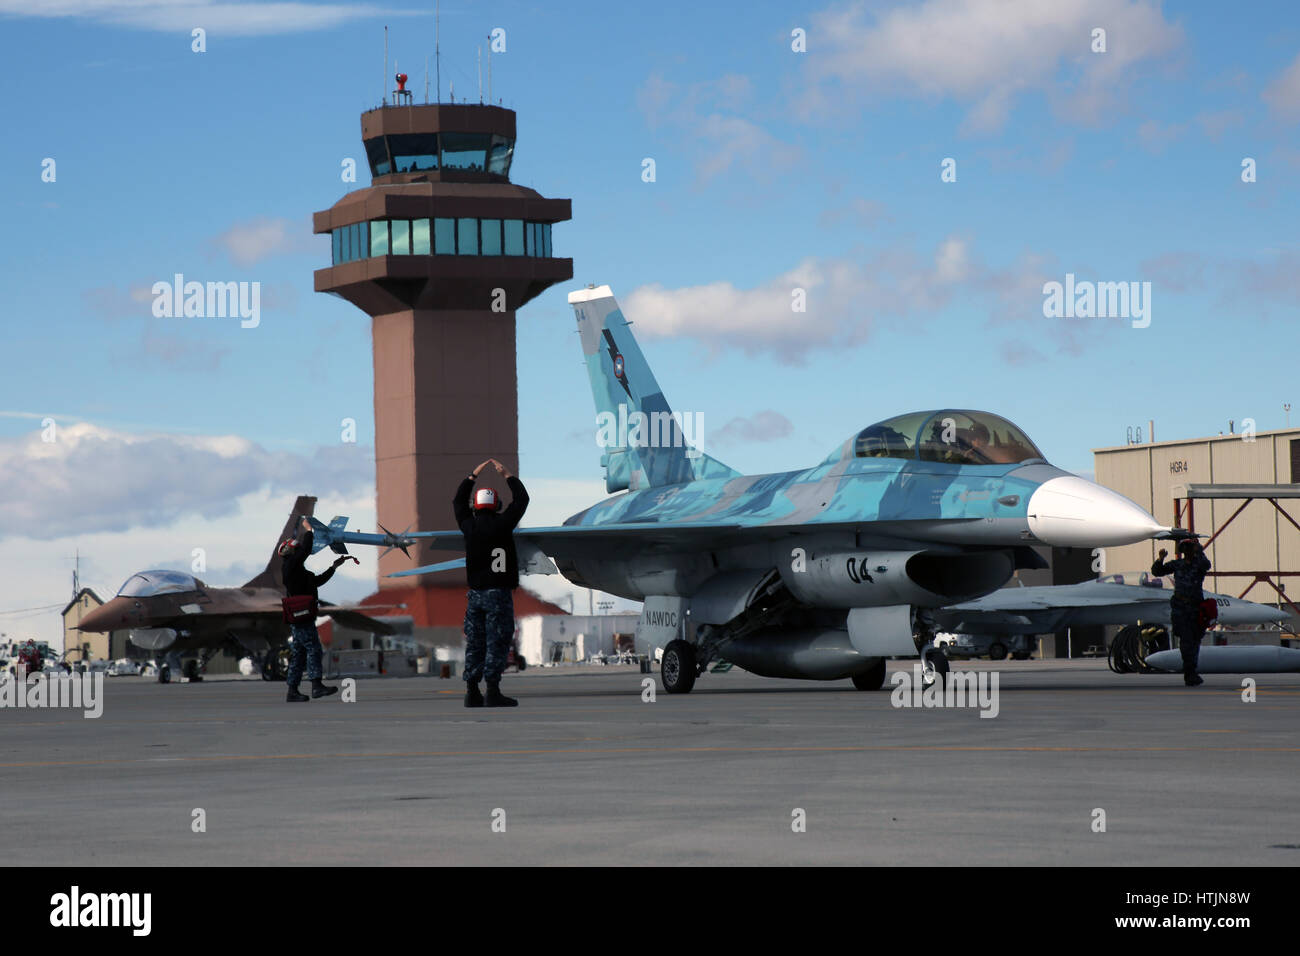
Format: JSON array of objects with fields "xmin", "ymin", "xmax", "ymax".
[
  {"xmin": 473, "ymin": 488, "xmax": 501, "ymax": 512},
  {"xmin": 277, "ymin": 538, "xmax": 299, "ymax": 557}
]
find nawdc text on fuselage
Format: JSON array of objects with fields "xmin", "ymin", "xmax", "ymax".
[
  {"xmin": 890, "ymin": 665, "xmax": 999, "ymax": 718},
  {"xmin": 152, "ymin": 273, "xmax": 261, "ymax": 328},
  {"xmin": 1, "ymin": 667, "xmax": 103, "ymax": 718},
  {"xmin": 1041, "ymin": 273, "xmax": 1151, "ymax": 328},
  {"xmin": 49, "ymin": 886, "xmax": 151, "ymax": 936},
  {"xmin": 595, "ymin": 404, "xmax": 702, "ymax": 459}
]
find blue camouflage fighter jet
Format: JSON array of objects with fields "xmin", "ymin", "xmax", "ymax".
[{"xmin": 312, "ymin": 285, "xmax": 1171, "ymax": 693}]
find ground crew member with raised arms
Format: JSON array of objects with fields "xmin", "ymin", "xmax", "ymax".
[
  {"xmin": 455, "ymin": 458, "xmax": 529, "ymax": 708},
  {"xmin": 1151, "ymin": 538, "xmax": 1212, "ymax": 686},
  {"xmin": 280, "ymin": 516, "xmax": 356, "ymax": 702}
]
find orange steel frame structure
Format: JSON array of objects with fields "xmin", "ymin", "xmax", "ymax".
[{"xmin": 1172, "ymin": 487, "xmax": 1300, "ymax": 621}]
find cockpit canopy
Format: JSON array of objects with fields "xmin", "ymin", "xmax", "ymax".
[
  {"xmin": 117, "ymin": 570, "xmax": 204, "ymax": 598},
  {"xmin": 849, "ymin": 410, "xmax": 1045, "ymax": 465}
]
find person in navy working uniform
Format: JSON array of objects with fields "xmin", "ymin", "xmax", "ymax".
[
  {"xmin": 454, "ymin": 459, "xmax": 529, "ymax": 708},
  {"xmin": 1151, "ymin": 539, "xmax": 1212, "ymax": 686},
  {"xmin": 280, "ymin": 517, "xmax": 356, "ymax": 702}
]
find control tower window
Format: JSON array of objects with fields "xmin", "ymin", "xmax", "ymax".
[
  {"xmin": 332, "ymin": 230, "xmax": 342, "ymax": 265},
  {"xmin": 488, "ymin": 135, "xmax": 515, "ymax": 176},
  {"xmin": 917, "ymin": 411, "xmax": 1044, "ymax": 465},
  {"xmin": 370, "ymin": 220, "xmax": 389, "ymax": 257},
  {"xmin": 853, "ymin": 411, "xmax": 931, "ymax": 460},
  {"xmin": 435, "ymin": 218, "xmax": 455, "ymax": 254},
  {"xmin": 388, "ymin": 133, "xmax": 439, "ymax": 173},
  {"xmin": 412, "ymin": 218, "xmax": 431, "ymax": 255},
  {"xmin": 457, "ymin": 217, "xmax": 479, "ymax": 255},
  {"xmin": 391, "ymin": 219, "xmax": 411, "ymax": 255},
  {"xmin": 503, "ymin": 219, "xmax": 524, "ymax": 256},
  {"xmin": 543, "ymin": 223, "xmax": 552, "ymax": 257},
  {"xmin": 481, "ymin": 218, "xmax": 502, "ymax": 255},
  {"xmin": 441, "ymin": 132, "xmax": 489, "ymax": 171},
  {"xmin": 364, "ymin": 136, "xmax": 392, "ymax": 176}
]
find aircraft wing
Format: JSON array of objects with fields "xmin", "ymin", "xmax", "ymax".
[
  {"xmin": 319, "ymin": 606, "xmax": 398, "ymax": 635},
  {"xmin": 199, "ymin": 600, "xmax": 400, "ymax": 636},
  {"xmin": 324, "ymin": 518, "xmax": 1050, "ymax": 579},
  {"xmin": 935, "ymin": 581, "xmax": 1288, "ymax": 634}
]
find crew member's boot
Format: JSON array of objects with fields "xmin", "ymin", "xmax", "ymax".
[
  {"xmin": 485, "ymin": 680, "xmax": 517, "ymax": 707},
  {"xmin": 464, "ymin": 681, "xmax": 484, "ymax": 708},
  {"xmin": 286, "ymin": 684, "xmax": 310, "ymax": 702},
  {"xmin": 311, "ymin": 678, "xmax": 338, "ymax": 699},
  {"xmin": 1185, "ymin": 672, "xmax": 1204, "ymax": 687}
]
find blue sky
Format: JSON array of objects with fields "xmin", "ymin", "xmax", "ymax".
[{"xmin": 1, "ymin": 0, "xmax": 1298, "ymax": 644}]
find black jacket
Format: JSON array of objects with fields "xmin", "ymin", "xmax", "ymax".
[
  {"xmin": 1151, "ymin": 551, "xmax": 1211, "ymax": 603},
  {"xmin": 282, "ymin": 531, "xmax": 338, "ymax": 599},
  {"xmin": 454, "ymin": 475, "xmax": 529, "ymax": 590}
]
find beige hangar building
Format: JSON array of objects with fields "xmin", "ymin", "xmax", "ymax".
[{"xmin": 1093, "ymin": 425, "xmax": 1300, "ymax": 618}]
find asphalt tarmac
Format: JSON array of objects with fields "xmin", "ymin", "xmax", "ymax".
[{"xmin": 3, "ymin": 659, "xmax": 1298, "ymax": 866}]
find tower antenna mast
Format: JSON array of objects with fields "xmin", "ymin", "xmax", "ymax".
[
  {"xmin": 383, "ymin": 25, "xmax": 388, "ymax": 106},
  {"xmin": 435, "ymin": 0, "xmax": 441, "ymax": 104}
]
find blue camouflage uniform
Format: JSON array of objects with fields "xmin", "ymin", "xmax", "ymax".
[
  {"xmin": 1151, "ymin": 547, "xmax": 1212, "ymax": 681},
  {"xmin": 281, "ymin": 529, "xmax": 338, "ymax": 688},
  {"xmin": 463, "ymin": 588, "xmax": 515, "ymax": 684}
]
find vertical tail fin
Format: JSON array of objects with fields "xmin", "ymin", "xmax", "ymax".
[
  {"xmin": 568, "ymin": 285, "xmax": 739, "ymax": 492},
  {"xmin": 244, "ymin": 495, "xmax": 317, "ymax": 589}
]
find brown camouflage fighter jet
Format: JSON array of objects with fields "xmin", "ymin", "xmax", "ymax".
[{"xmin": 76, "ymin": 496, "xmax": 395, "ymax": 683}]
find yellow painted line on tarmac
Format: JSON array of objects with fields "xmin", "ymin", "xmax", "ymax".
[{"xmin": 4, "ymin": 742, "xmax": 1300, "ymax": 770}]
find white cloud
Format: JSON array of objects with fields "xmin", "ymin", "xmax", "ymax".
[
  {"xmin": 711, "ymin": 411, "xmax": 795, "ymax": 446},
  {"xmin": 0, "ymin": 422, "xmax": 372, "ymax": 539},
  {"xmin": 1136, "ymin": 119, "xmax": 1186, "ymax": 153},
  {"xmin": 636, "ymin": 73, "xmax": 802, "ymax": 185},
  {"xmin": 1263, "ymin": 52, "xmax": 1300, "ymax": 121},
  {"xmin": 210, "ymin": 217, "xmax": 315, "ymax": 266},
  {"xmin": 0, "ymin": 1, "xmax": 408, "ymax": 36},
  {"xmin": 622, "ymin": 236, "xmax": 979, "ymax": 362},
  {"xmin": 802, "ymin": 0, "xmax": 1182, "ymax": 132}
]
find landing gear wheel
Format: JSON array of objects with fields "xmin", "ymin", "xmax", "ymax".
[
  {"xmin": 661, "ymin": 640, "xmax": 697, "ymax": 694},
  {"xmin": 851, "ymin": 658, "xmax": 888, "ymax": 691},
  {"xmin": 183, "ymin": 659, "xmax": 202, "ymax": 681},
  {"xmin": 921, "ymin": 647, "xmax": 949, "ymax": 688},
  {"xmin": 158, "ymin": 663, "xmax": 171, "ymax": 684},
  {"xmin": 260, "ymin": 649, "xmax": 287, "ymax": 681},
  {"xmin": 988, "ymin": 642, "xmax": 1008, "ymax": 661}
]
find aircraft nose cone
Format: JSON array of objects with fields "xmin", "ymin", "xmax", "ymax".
[
  {"xmin": 76, "ymin": 604, "xmax": 114, "ymax": 633},
  {"xmin": 1027, "ymin": 476, "xmax": 1164, "ymax": 547}
]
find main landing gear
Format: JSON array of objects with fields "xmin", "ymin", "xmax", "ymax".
[
  {"xmin": 850, "ymin": 657, "xmax": 888, "ymax": 690},
  {"xmin": 921, "ymin": 644, "xmax": 950, "ymax": 688},
  {"xmin": 660, "ymin": 640, "xmax": 697, "ymax": 694}
]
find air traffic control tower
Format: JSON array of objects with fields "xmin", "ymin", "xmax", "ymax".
[{"xmin": 313, "ymin": 93, "xmax": 572, "ymax": 605}]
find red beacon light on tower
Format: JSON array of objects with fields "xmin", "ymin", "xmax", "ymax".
[{"xmin": 393, "ymin": 72, "xmax": 411, "ymax": 105}]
